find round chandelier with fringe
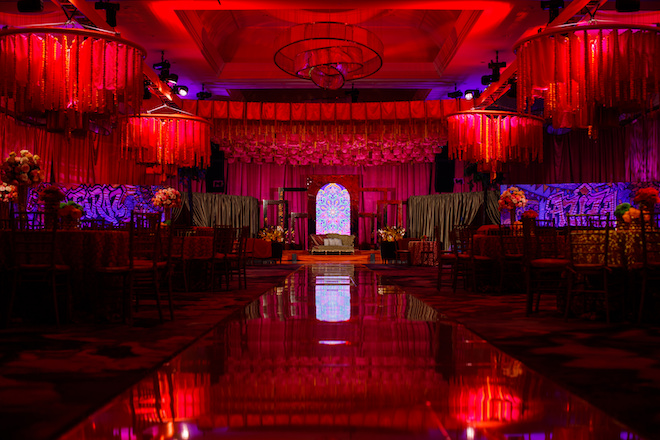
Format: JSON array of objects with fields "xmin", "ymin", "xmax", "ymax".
[
  {"xmin": 121, "ymin": 111, "xmax": 211, "ymax": 169},
  {"xmin": 447, "ymin": 110, "xmax": 545, "ymax": 170},
  {"xmin": 0, "ymin": 27, "xmax": 145, "ymax": 128},
  {"xmin": 274, "ymin": 22, "xmax": 383, "ymax": 90},
  {"xmin": 515, "ymin": 23, "xmax": 660, "ymax": 129}
]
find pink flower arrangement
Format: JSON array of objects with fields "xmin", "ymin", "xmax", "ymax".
[
  {"xmin": 498, "ymin": 186, "xmax": 527, "ymax": 211},
  {"xmin": 0, "ymin": 182, "xmax": 17, "ymax": 203},
  {"xmin": 152, "ymin": 187, "xmax": 182, "ymax": 208},
  {"xmin": 633, "ymin": 187, "xmax": 660, "ymax": 207},
  {"xmin": 1, "ymin": 150, "xmax": 44, "ymax": 186}
]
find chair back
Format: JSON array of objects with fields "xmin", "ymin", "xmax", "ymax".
[
  {"xmin": 567, "ymin": 213, "xmax": 610, "ymax": 265},
  {"xmin": 640, "ymin": 211, "xmax": 660, "ymax": 266},
  {"xmin": 80, "ymin": 219, "xmax": 111, "ymax": 230},
  {"xmin": 452, "ymin": 225, "xmax": 475, "ymax": 256},
  {"xmin": 233, "ymin": 226, "xmax": 250, "ymax": 258},
  {"xmin": 522, "ymin": 218, "xmax": 564, "ymax": 260},
  {"xmin": 11, "ymin": 229, "xmax": 58, "ymax": 268},
  {"xmin": 129, "ymin": 212, "xmax": 161, "ymax": 268},
  {"xmin": 11, "ymin": 211, "xmax": 45, "ymax": 230},
  {"xmin": 499, "ymin": 224, "xmax": 523, "ymax": 258},
  {"xmin": 213, "ymin": 225, "xmax": 235, "ymax": 256}
]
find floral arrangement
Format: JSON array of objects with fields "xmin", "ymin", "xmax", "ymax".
[
  {"xmin": 498, "ymin": 186, "xmax": 527, "ymax": 211},
  {"xmin": 521, "ymin": 209, "xmax": 539, "ymax": 219},
  {"xmin": 39, "ymin": 186, "xmax": 66, "ymax": 205},
  {"xmin": 152, "ymin": 187, "xmax": 182, "ymax": 208},
  {"xmin": 378, "ymin": 226, "xmax": 405, "ymax": 242},
  {"xmin": 1, "ymin": 150, "xmax": 44, "ymax": 186},
  {"xmin": 633, "ymin": 187, "xmax": 660, "ymax": 208},
  {"xmin": 59, "ymin": 201, "xmax": 85, "ymax": 221},
  {"xmin": 258, "ymin": 225, "xmax": 284, "ymax": 242},
  {"xmin": 614, "ymin": 203, "xmax": 632, "ymax": 220},
  {"xmin": 0, "ymin": 182, "xmax": 17, "ymax": 203},
  {"xmin": 622, "ymin": 207, "xmax": 642, "ymax": 224}
]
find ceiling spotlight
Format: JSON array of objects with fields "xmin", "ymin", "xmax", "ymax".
[
  {"xmin": 448, "ymin": 83, "xmax": 463, "ymax": 99},
  {"xmin": 153, "ymin": 51, "xmax": 170, "ymax": 71},
  {"xmin": 540, "ymin": 0, "xmax": 564, "ymax": 23},
  {"xmin": 17, "ymin": 0, "xmax": 43, "ymax": 12},
  {"xmin": 464, "ymin": 89, "xmax": 480, "ymax": 100},
  {"xmin": 94, "ymin": 1, "xmax": 119, "ymax": 28},
  {"xmin": 159, "ymin": 70, "xmax": 178, "ymax": 86},
  {"xmin": 173, "ymin": 85, "xmax": 188, "ymax": 97},
  {"xmin": 196, "ymin": 84, "xmax": 212, "ymax": 100},
  {"xmin": 616, "ymin": 0, "xmax": 640, "ymax": 12},
  {"xmin": 481, "ymin": 51, "xmax": 506, "ymax": 86}
]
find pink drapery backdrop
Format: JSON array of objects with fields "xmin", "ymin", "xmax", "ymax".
[{"xmin": 226, "ymin": 162, "xmax": 433, "ymax": 245}]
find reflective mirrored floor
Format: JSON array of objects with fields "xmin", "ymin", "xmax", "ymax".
[{"xmin": 59, "ymin": 264, "xmax": 644, "ymax": 440}]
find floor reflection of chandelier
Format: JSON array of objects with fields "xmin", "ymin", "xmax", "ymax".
[{"xmin": 274, "ymin": 22, "xmax": 383, "ymax": 90}]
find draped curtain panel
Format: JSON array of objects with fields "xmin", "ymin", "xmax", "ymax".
[
  {"xmin": 407, "ymin": 191, "xmax": 496, "ymax": 249},
  {"xmin": 182, "ymin": 192, "xmax": 259, "ymax": 236},
  {"xmin": 0, "ymin": 114, "xmax": 171, "ymax": 185},
  {"xmin": 501, "ymin": 129, "xmax": 628, "ymax": 184}
]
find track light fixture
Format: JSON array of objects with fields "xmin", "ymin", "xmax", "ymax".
[
  {"xmin": 464, "ymin": 89, "xmax": 480, "ymax": 100},
  {"xmin": 152, "ymin": 51, "xmax": 170, "ymax": 71},
  {"xmin": 616, "ymin": 0, "xmax": 640, "ymax": 12},
  {"xmin": 94, "ymin": 1, "xmax": 119, "ymax": 28},
  {"xmin": 172, "ymin": 85, "xmax": 188, "ymax": 97},
  {"xmin": 481, "ymin": 51, "xmax": 506, "ymax": 86},
  {"xmin": 447, "ymin": 83, "xmax": 463, "ymax": 99},
  {"xmin": 17, "ymin": 0, "xmax": 43, "ymax": 12},
  {"xmin": 540, "ymin": 0, "xmax": 564, "ymax": 23},
  {"xmin": 196, "ymin": 84, "xmax": 212, "ymax": 100}
]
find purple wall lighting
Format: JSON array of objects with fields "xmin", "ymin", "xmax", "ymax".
[
  {"xmin": 502, "ymin": 182, "xmax": 660, "ymax": 226},
  {"xmin": 24, "ymin": 184, "xmax": 165, "ymax": 225}
]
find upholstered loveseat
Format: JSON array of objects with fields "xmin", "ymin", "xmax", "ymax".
[{"xmin": 309, "ymin": 233, "xmax": 355, "ymax": 255}]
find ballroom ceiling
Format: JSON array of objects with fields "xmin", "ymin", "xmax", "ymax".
[{"xmin": 1, "ymin": 0, "xmax": 660, "ymax": 106}]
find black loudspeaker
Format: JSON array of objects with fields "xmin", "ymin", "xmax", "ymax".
[
  {"xmin": 206, "ymin": 148, "xmax": 225, "ymax": 193},
  {"xmin": 434, "ymin": 149, "xmax": 455, "ymax": 193}
]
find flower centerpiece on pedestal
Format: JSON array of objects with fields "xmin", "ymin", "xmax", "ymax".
[
  {"xmin": 152, "ymin": 187, "xmax": 181, "ymax": 224},
  {"xmin": 0, "ymin": 182, "xmax": 17, "ymax": 219},
  {"xmin": 378, "ymin": 226, "xmax": 405, "ymax": 242},
  {"xmin": 59, "ymin": 201, "xmax": 85, "ymax": 229},
  {"xmin": 1, "ymin": 150, "xmax": 44, "ymax": 211},
  {"xmin": 39, "ymin": 185, "xmax": 66, "ymax": 229},
  {"xmin": 259, "ymin": 225, "xmax": 285, "ymax": 242},
  {"xmin": 633, "ymin": 187, "xmax": 660, "ymax": 215},
  {"xmin": 378, "ymin": 226, "xmax": 405, "ymax": 261},
  {"xmin": 0, "ymin": 182, "xmax": 17, "ymax": 203},
  {"xmin": 499, "ymin": 186, "xmax": 527, "ymax": 224},
  {"xmin": 259, "ymin": 225, "xmax": 285, "ymax": 260}
]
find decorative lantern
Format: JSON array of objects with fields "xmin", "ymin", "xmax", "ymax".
[
  {"xmin": 447, "ymin": 110, "xmax": 544, "ymax": 168},
  {"xmin": 515, "ymin": 24, "xmax": 660, "ymax": 129},
  {"xmin": 121, "ymin": 113, "xmax": 211, "ymax": 168},
  {"xmin": 0, "ymin": 27, "xmax": 145, "ymax": 124}
]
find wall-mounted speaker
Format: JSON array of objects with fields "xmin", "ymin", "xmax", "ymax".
[
  {"xmin": 206, "ymin": 146, "xmax": 225, "ymax": 193},
  {"xmin": 434, "ymin": 148, "xmax": 455, "ymax": 193}
]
